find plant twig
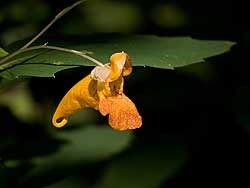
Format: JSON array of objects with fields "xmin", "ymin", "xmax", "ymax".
[
  {"xmin": 21, "ymin": 0, "xmax": 85, "ymax": 49},
  {"xmin": 0, "ymin": 0, "xmax": 85, "ymax": 65},
  {"xmin": 27, "ymin": 45, "xmax": 104, "ymax": 66},
  {"xmin": 0, "ymin": 0, "xmax": 102, "ymax": 69},
  {"xmin": 0, "ymin": 45, "xmax": 104, "ymax": 70}
]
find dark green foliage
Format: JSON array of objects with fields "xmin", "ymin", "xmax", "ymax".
[
  {"xmin": 0, "ymin": 0, "xmax": 248, "ymax": 188},
  {"xmin": 0, "ymin": 35, "xmax": 234, "ymax": 79}
]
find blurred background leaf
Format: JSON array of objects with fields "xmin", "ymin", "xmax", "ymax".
[
  {"xmin": 82, "ymin": 1, "xmax": 142, "ymax": 33},
  {"xmin": 0, "ymin": 47, "xmax": 8, "ymax": 57},
  {"xmin": 151, "ymin": 3, "xmax": 188, "ymax": 29},
  {"xmin": 19, "ymin": 126, "xmax": 133, "ymax": 187},
  {"xmin": 95, "ymin": 142, "xmax": 187, "ymax": 188},
  {"xmin": 0, "ymin": 81, "xmax": 39, "ymax": 123}
]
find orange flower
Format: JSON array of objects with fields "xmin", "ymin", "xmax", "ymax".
[{"xmin": 52, "ymin": 52, "xmax": 142, "ymax": 131}]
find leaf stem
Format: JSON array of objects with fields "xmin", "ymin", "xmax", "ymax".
[
  {"xmin": 0, "ymin": 45, "xmax": 104, "ymax": 70},
  {"xmin": 0, "ymin": 0, "xmax": 85, "ymax": 65},
  {"xmin": 28, "ymin": 45, "xmax": 104, "ymax": 67},
  {"xmin": 21, "ymin": 0, "xmax": 86, "ymax": 49},
  {"xmin": 0, "ymin": 0, "xmax": 104, "ymax": 70}
]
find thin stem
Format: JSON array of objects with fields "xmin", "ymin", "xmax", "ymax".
[
  {"xmin": 21, "ymin": 0, "xmax": 85, "ymax": 49},
  {"xmin": 0, "ymin": 45, "xmax": 104, "ymax": 70},
  {"xmin": 0, "ymin": 0, "xmax": 85, "ymax": 65},
  {"xmin": 0, "ymin": 56, "xmax": 39, "ymax": 71},
  {"xmin": 34, "ymin": 45, "xmax": 104, "ymax": 67},
  {"xmin": 0, "ymin": 47, "xmax": 26, "ymax": 65}
]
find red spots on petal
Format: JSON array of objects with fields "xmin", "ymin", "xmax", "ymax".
[{"xmin": 99, "ymin": 94, "xmax": 142, "ymax": 131}]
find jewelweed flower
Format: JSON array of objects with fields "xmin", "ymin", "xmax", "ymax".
[{"xmin": 52, "ymin": 52, "xmax": 142, "ymax": 131}]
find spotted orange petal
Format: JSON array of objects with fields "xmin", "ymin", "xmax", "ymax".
[{"xmin": 99, "ymin": 94, "xmax": 142, "ymax": 131}]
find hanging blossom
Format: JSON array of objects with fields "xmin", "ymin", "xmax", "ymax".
[{"xmin": 52, "ymin": 52, "xmax": 142, "ymax": 131}]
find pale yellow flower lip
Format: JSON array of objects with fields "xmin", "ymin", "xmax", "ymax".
[{"xmin": 52, "ymin": 52, "xmax": 142, "ymax": 131}]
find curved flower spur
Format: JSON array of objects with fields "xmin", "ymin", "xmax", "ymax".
[{"xmin": 52, "ymin": 52, "xmax": 142, "ymax": 131}]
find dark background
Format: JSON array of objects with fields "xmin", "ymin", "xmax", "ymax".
[{"xmin": 0, "ymin": 0, "xmax": 249, "ymax": 187}]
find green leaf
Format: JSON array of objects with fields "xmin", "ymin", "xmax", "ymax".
[
  {"xmin": 1, "ymin": 35, "xmax": 235, "ymax": 78},
  {"xmin": 0, "ymin": 47, "xmax": 8, "ymax": 57},
  {"xmin": 96, "ymin": 142, "xmax": 187, "ymax": 188},
  {"xmin": 19, "ymin": 126, "xmax": 133, "ymax": 186},
  {"xmin": 0, "ymin": 64, "xmax": 78, "ymax": 79},
  {"xmin": 0, "ymin": 83, "xmax": 38, "ymax": 122}
]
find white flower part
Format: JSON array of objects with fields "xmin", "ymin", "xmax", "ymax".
[{"xmin": 90, "ymin": 65, "xmax": 111, "ymax": 82}]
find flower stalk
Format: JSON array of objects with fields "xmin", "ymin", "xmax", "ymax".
[{"xmin": 0, "ymin": 0, "xmax": 104, "ymax": 71}]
